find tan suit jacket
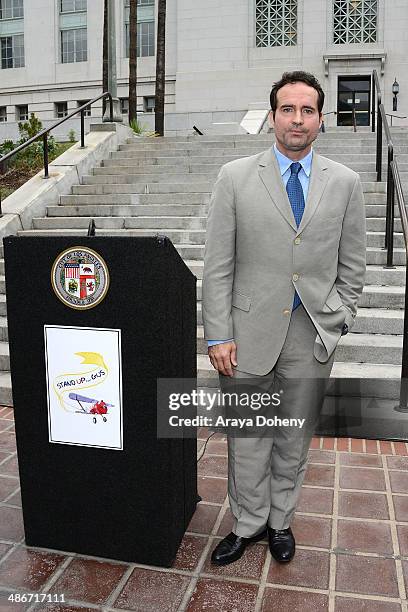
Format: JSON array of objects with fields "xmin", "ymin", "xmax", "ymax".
[{"xmin": 202, "ymin": 147, "xmax": 367, "ymax": 375}]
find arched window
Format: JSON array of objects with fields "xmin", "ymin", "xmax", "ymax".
[
  {"xmin": 333, "ymin": 0, "xmax": 377, "ymax": 44},
  {"xmin": 255, "ymin": 0, "xmax": 297, "ymax": 47}
]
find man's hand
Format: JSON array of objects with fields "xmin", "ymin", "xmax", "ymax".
[{"xmin": 208, "ymin": 341, "xmax": 237, "ymax": 377}]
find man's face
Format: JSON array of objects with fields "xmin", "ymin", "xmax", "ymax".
[{"xmin": 268, "ymin": 82, "xmax": 322, "ymax": 159}]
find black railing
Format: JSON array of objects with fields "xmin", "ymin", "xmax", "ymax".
[
  {"xmin": 320, "ymin": 111, "xmax": 337, "ymax": 133},
  {"xmin": 372, "ymin": 70, "xmax": 408, "ymax": 410},
  {"xmin": 387, "ymin": 113, "xmax": 407, "ymax": 126},
  {"xmin": 391, "ymin": 160, "xmax": 408, "ymax": 412},
  {"xmin": 372, "ymin": 70, "xmax": 397, "ymax": 270},
  {"xmin": 0, "ymin": 92, "xmax": 113, "ymax": 212}
]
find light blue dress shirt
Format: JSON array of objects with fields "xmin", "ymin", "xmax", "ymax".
[{"xmin": 207, "ymin": 144, "xmax": 313, "ymax": 348}]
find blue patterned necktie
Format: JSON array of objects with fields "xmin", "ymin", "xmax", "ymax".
[{"xmin": 286, "ymin": 162, "xmax": 305, "ymax": 311}]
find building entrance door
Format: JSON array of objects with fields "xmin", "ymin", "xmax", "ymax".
[{"xmin": 337, "ymin": 76, "xmax": 371, "ymax": 127}]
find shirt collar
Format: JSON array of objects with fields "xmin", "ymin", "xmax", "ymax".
[{"xmin": 273, "ymin": 143, "xmax": 313, "ymax": 178}]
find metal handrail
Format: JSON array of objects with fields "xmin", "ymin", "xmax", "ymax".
[
  {"xmin": 320, "ymin": 111, "xmax": 337, "ymax": 133},
  {"xmin": 372, "ymin": 71, "xmax": 396, "ymax": 269},
  {"xmin": 0, "ymin": 91, "xmax": 113, "ymax": 211},
  {"xmin": 372, "ymin": 69, "xmax": 381, "ymax": 132},
  {"xmin": 390, "ymin": 160, "xmax": 408, "ymax": 411},
  {"xmin": 372, "ymin": 69, "xmax": 408, "ymax": 411},
  {"xmin": 352, "ymin": 106, "xmax": 357, "ymax": 133}
]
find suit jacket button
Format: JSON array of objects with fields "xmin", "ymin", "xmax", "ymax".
[
  {"xmin": 292, "ymin": 273, "xmax": 299, "ymax": 281},
  {"xmin": 294, "ymin": 237, "xmax": 301, "ymax": 244}
]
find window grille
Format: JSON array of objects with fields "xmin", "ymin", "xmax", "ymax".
[
  {"xmin": 333, "ymin": 0, "xmax": 377, "ymax": 44},
  {"xmin": 255, "ymin": 0, "xmax": 297, "ymax": 47}
]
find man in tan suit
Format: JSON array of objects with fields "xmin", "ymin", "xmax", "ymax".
[{"xmin": 202, "ymin": 71, "xmax": 366, "ymax": 566}]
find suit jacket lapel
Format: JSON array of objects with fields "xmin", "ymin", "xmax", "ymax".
[
  {"xmin": 258, "ymin": 148, "xmax": 298, "ymax": 232},
  {"xmin": 297, "ymin": 152, "xmax": 329, "ymax": 234}
]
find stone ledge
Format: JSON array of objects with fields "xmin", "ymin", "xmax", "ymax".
[{"xmin": 0, "ymin": 122, "xmax": 133, "ymax": 233}]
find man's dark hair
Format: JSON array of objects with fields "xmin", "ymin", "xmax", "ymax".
[{"xmin": 270, "ymin": 71, "xmax": 324, "ymax": 116}]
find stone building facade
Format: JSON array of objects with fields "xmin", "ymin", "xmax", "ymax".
[{"xmin": 0, "ymin": 0, "xmax": 407, "ymax": 138}]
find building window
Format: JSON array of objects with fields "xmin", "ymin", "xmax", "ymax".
[
  {"xmin": 61, "ymin": 28, "xmax": 87, "ymax": 62},
  {"xmin": 16, "ymin": 104, "xmax": 28, "ymax": 120},
  {"xmin": 60, "ymin": 0, "xmax": 86, "ymax": 12},
  {"xmin": 77, "ymin": 100, "xmax": 91, "ymax": 116},
  {"xmin": 124, "ymin": 0, "xmax": 154, "ymax": 7},
  {"xmin": 143, "ymin": 96, "xmax": 155, "ymax": 113},
  {"xmin": 120, "ymin": 98, "xmax": 129, "ymax": 114},
  {"xmin": 0, "ymin": 106, "xmax": 7, "ymax": 122},
  {"xmin": 0, "ymin": 34, "xmax": 24, "ymax": 68},
  {"xmin": 125, "ymin": 21, "xmax": 155, "ymax": 57},
  {"xmin": 0, "ymin": 0, "xmax": 24, "ymax": 20},
  {"xmin": 55, "ymin": 102, "xmax": 68, "ymax": 118},
  {"xmin": 255, "ymin": 0, "xmax": 297, "ymax": 47},
  {"xmin": 333, "ymin": 0, "xmax": 377, "ymax": 44},
  {"xmin": 124, "ymin": 0, "xmax": 155, "ymax": 57}
]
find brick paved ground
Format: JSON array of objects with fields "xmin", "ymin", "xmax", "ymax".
[{"xmin": 0, "ymin": 406, "xmax": 407, "ymax": 611}]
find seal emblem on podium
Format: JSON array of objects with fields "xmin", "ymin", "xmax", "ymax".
[{"xmin": 51, "ymin": 246, "xmax": 110, "ymax": 309}]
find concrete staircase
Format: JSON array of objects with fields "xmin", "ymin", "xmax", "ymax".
[{"xmin": 1, "ymin": 128, "xmax": 408, "ymax": 406}]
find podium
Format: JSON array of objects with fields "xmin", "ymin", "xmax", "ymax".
[{"xmin": 4, "ymin": 235, "xmax": 198, "ymax": 567}]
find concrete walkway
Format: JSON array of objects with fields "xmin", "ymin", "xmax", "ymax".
[{"xmin": 0, "ymin": 407, "xmax": 407, "ymax": 611}]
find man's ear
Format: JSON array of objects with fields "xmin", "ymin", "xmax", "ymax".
[{"xmin": 268, "ymin": 110, "xmax": 274, "ymax": 129}]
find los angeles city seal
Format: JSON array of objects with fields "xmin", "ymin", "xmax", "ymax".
[{"xmin": 51, "ymin": 247, "xmax": 110, "ymax": 309}]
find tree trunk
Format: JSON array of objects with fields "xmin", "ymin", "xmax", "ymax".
[
  {"xmin": 128, "ymin": 0, "xmax": 138, "ymax": 123},
  {"xmin": 155, "ymin": 0, "xmax": 166, "ymax": 136},
  {"xmin": 102, "ymin": 0, "xmax": 109, "ymax": 115}
]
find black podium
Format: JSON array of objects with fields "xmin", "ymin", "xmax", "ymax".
[{"xmin": 4, "ymin": 235, "xmax": 198, "ymax": 567}]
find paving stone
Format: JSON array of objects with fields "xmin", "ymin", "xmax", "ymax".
[
  {"xmin": 0, "ymin": 547, "xmax": 65, "ymax": 590},
  {"xmin": 49, "ymin": 557, "xmax": 128, "ymax": 605},
  {"xmin": 186, "ymin": 577, "xmax": 258, "ymax": 612},
  {"xmin": 114, "ymin": 567, "xmax": 190, "ymax": 611}
]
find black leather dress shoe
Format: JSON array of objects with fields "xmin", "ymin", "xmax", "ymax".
[
  {"xmin": 268, "ymin": 527, "xmax": 295, "ymax": 563},
  {"xmin": 211, "ymin": 529, "xmax": 267, "ymax": 566}
]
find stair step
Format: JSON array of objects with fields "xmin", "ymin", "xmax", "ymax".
[
  {"xmin": 96, "ymin": 161, "xmax": 405, "ymax": 175},
  {"xmin": 0, "ymin": 372, "xmax": 12, "ymax": 406},
  {"xmin": 366, "ymin": 247, "xmax": 406, "ymax": 265},
  {"xmin": 76, "ymin": 182, "xmax": 214, "ymax": 193},
  {"xmin": 70, "ymin": 181, "xmax": 386, "ymax": 195},
  {"xmin": 83, "ymin": 173, "xmax": 218, "ymax": 184},
  {"xmin": 367, "ymin": 231, "xmax": 404, "ymax": 248},
  {"xmin": 39, "ymin": 216, "xmax": 208, "ymax": 230},
  {"xmin": 195, "ymin": 289, "xmax": 407, "ymax": 325},
  {"xmin": 187, "ymin": 261, "xmax": 405, "ymax": 287},
  {"xmin": 365, "ymin": 204, "xmax": 399, "ymax": 215},
  {"xmin": 0, "ymin": 342, "xmax": 9, "ymax": 371},
  {"xmin": 196, "ymin": 354, "xmax": 404, "ymax": 398},
  {"xmin": 21, "ymin": 228, "xmax": 207, "ymax": 243},
  {"xmin": 0, "ymin": 295, "xmax": 7, "ymax": 316},
  {"xmin": 82, "ymin": 172, "xmax": 380, "ymax": 185},
  {"xmin": 51, "ymin": 204, "xmax": 208, "ymax": 217},
  {"xmin": 365, "ymin": 265, "xmax": 406, "ymax": 286},
  {"xmin": 0, "ymin": 317, "xmax": 8, "ymax": 342},
  {"xmin": 359, "ymin": 285, "xmax": 406, "ymax": 309}
]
